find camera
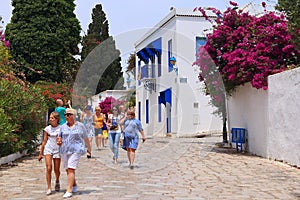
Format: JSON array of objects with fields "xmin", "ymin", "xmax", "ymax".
[{"xmin": 111, "ymin": 125, "xmax": 118, "ymax": 130}]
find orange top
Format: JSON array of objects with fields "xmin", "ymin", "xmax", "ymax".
[{"xmin": 94, "ymin": 113, "xmax": 104, "ymax": 129}]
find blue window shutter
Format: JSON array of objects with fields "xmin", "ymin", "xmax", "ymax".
[
  {"xmin": 138, "ymin": 102, "xmax": 141, "ymax": 121},
  {"xmin": 146, "ymin": 100, "xmax": 149, "ymax": 124},
  {"xmin": 158, "ymin": 54, "xmax": 161, "ymax": 77},
  {"xmin": 141, "ymin": 65, "xmax": 149, "ymax": 79},
  {"xmin": 158, "ymin": 96, "xmax": 161, "ymax": 122},
  {"xmin": 168, "ymin": 39, "xmax": 173, "ymax": 72},
  {"xmin": 138, "ymin": 61, "xmax": 141, "ymax": 85}
]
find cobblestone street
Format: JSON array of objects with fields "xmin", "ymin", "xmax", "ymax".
[{"xmin": 1, "ymin": 133, "xmax": 300, "ymax": 200}]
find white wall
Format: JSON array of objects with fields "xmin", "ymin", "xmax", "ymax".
[
  {"xmin": 228, "ymin": 83, "xmax": 268, "ymax": 156},
  {"xmin": 135, "ymin": 10, "xmax": 222, "ymax": 137},
  {"xmin": 90, "ymin": 90, "xmax": 128, "ymax": 111},
  {"xmin": 268, "ymin": 67, "xmax": 300, "ymax": 166},
  {"xmin": 228, "ymin": 67, "xmax": 300, "ymax": 167},
  {"xmin": 176, "ymin": 17, "xmax": 222, "ymax": 134}
]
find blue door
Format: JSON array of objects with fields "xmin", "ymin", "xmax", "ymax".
[{"xmin": 159, "ymin": 88, "xmax": 172, "ymax": 133}]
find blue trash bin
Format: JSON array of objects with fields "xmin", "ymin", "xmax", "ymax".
[{"xmin": 231, "ymin": 128, "xmax": 247, "ymax": 152}]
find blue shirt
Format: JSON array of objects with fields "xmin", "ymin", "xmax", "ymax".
[
  {"xmin": 124, "ymin": 118, "xmax": 143, "ymax": 136},
  {"xmin": 59, "ymin": 122, "xmax": 88, "ymax": 155}
]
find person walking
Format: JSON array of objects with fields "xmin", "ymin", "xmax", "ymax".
[
  {"xmin": 121, "ymin": 110, "xmax": 146, "ymax": 169},
  {"xmin": 56, "ymin": 108, "xmax": 92, "ymax": 198},
  {"xmin": 55, "ymin": 99, "xmax": 66, "ymax": 125},
  {"xmin": 81, "ymin": 105, "xmax": 95, "ymax": 150},
  {"xmin": 107, "ymin": 106, "xmax": 123, "ymax": 164},
  {"xmin": 38, "ymin": 111, "xmax": 61, "ymax": 195},
  {"xmin": 118, "ymin": 105, "xmax": 126, "ymax": 146},
  {"xmin": 93, "ymin": 106, "xmax": 106, "ymax": 149}
]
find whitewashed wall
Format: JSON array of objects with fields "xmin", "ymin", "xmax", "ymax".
[
  {"xmin": 268, "ymin": 67, "xmax": 300, "ymax": 167},
  {"xmin": 227, "ymin": 82, "xmax": 268, "ymax": 156},
  {"xmin": 90, "ymin": 90, "xmax": 128, "ymax": 111},
  {"xmin": 228, "ymin": 67, "xmax": 300, "ymax": 167},
  {"xmin": 135, "ymin": 9, "xmax": 222, "ymax": 137}
]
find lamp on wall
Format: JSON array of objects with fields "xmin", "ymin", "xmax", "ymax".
[{"xmin": 170, "ymin": 56, "xmax": 178, "ymax": 75}]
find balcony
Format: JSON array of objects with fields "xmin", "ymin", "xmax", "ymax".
[{"xmin": 139, "ymin": 64, "xmax": 156, "ymax": 92}]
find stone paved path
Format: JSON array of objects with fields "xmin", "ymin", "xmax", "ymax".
[{"xmin": 1, "ymin": 133, "xmax": 300, "ymax": 199}]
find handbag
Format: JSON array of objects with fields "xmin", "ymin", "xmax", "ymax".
[{"xmin": 103, "ymin": 130, "xmax": 108, "ymax": 138}]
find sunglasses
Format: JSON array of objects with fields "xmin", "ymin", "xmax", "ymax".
[
  {"xmin": 112, "ymin": 109, "xmax": 118, "ymax": 111},
  {"xmin": 65, "ymin": 113, "xmax": 74, "ymax": 116}
]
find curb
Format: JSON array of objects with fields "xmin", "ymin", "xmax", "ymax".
[
  {"xmin": 178, "ymin": 131, "xmax": 222, "ymax": 138},
  {"xmin": 0, "ymin": 150, "xmax": 28, "ymax": 165}
]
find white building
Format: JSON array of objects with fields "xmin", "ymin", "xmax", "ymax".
[
  {"xmin": 135, "ymin": 8, "xmax": 222, "ymax": 137},
  {"xmin": 90, "ymin": 90, "xmax": 129, "ymax": 111}
]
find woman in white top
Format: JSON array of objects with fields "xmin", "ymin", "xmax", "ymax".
[
  {"xmin": 56, "ymin": 108, "xmax": 91, "ymax": 198},
  {"xmin": 107, "ymin": 106, "xmax": 124, "ymax": 164},
  {"xmin": 38, "ymin": 111, "xmax": 61, "ymax": 195}
]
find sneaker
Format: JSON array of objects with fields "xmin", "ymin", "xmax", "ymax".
[
  {"xmin": 72, "ymin": 185, "xmax": 78, "ymax": 193},
  {"xmin": 55, "ymin": 182, "xmax": 60, "ymax": 192},
  {"xmin": 46, "ymin": 189, "xmax": 52, "ymax": 195},
  {"xmin": 63, "ymin": 192, "xmax": 72, "ymax": 198}
]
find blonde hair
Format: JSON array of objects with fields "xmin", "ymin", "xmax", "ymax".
[
  {"xmin": 50, "ymin": 111, "xmax": 60, "ymax": 124},
  {"xmin": 95, "ymin": 106, "xmax": 101, "ymax": 111}
]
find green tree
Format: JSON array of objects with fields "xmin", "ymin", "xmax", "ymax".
[
  {"xmin": 5, "ymin": 0, "xmax": 81, "ymax": 83},
  {"xmin": 80, "ymin": 4, "xmax": 123, "ymax": 95},
  {"xmin": 276, "ymin": 0, "xmax": 300, "ymax": 50},
  {"xmin": 81, "ymin": 4, "xmax": 109, "ymax": 61},
  {"xmin": 126, "ymin": 53, "xmax": 136, "ymax": 78}
]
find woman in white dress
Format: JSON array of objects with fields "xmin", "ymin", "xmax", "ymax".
[{"xmin": 81, "ymin": 105, "xmax": 95, "ymax": 150}]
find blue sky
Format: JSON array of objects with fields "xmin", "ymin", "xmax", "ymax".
[
  {"xmin": 1, "ymin": 0, "xmax": 278, "ymax": 35},
  {"xmin": 1, "ymin": 0, "xmax": 277, "ymax": 66}
]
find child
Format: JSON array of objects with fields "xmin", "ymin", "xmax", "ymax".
[{"xmin": 38, "ymin": 111, "xmax": 61, "ymax": 195}]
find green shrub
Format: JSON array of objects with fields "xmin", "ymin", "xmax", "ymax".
[
  {"xmin": 0, "ymin": 79, "xmax": 47, "ymax": 157},
  {"xmin": 0, "ymin": 108, "xmax": 19, "ymax": 156}
]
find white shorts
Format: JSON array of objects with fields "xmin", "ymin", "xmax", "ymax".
[
  {"xmin": 43, "ymin": 148, "xmax": 60, "ymax": 159},
  {"xmin": 61, "ymin": 153, "xmax": 82, "ymax": 169}
]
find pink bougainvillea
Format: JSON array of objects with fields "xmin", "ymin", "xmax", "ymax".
[
  {"xmin": 193, "ymin": 1, "xmax": 300, "ymax": 116},
  {"xmin": 0, "ymin": 31, "xmax": 10, "ymax": 49},
  {"xmin": 194, "ymin": 1, "xmax": 299, "ymax": 92},
  {"xmin": 99, "ymin": 96, "xmax": 125, "ymax": 114}
]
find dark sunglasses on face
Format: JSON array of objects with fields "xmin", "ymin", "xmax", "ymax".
[{"xmin": 65, "ymin": 113, "xmax": 73, "ymax": 116}]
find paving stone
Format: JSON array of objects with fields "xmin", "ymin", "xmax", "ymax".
[{"xmin": 1, "ymin": 134, "xmax": 300, "ymax": 199}]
